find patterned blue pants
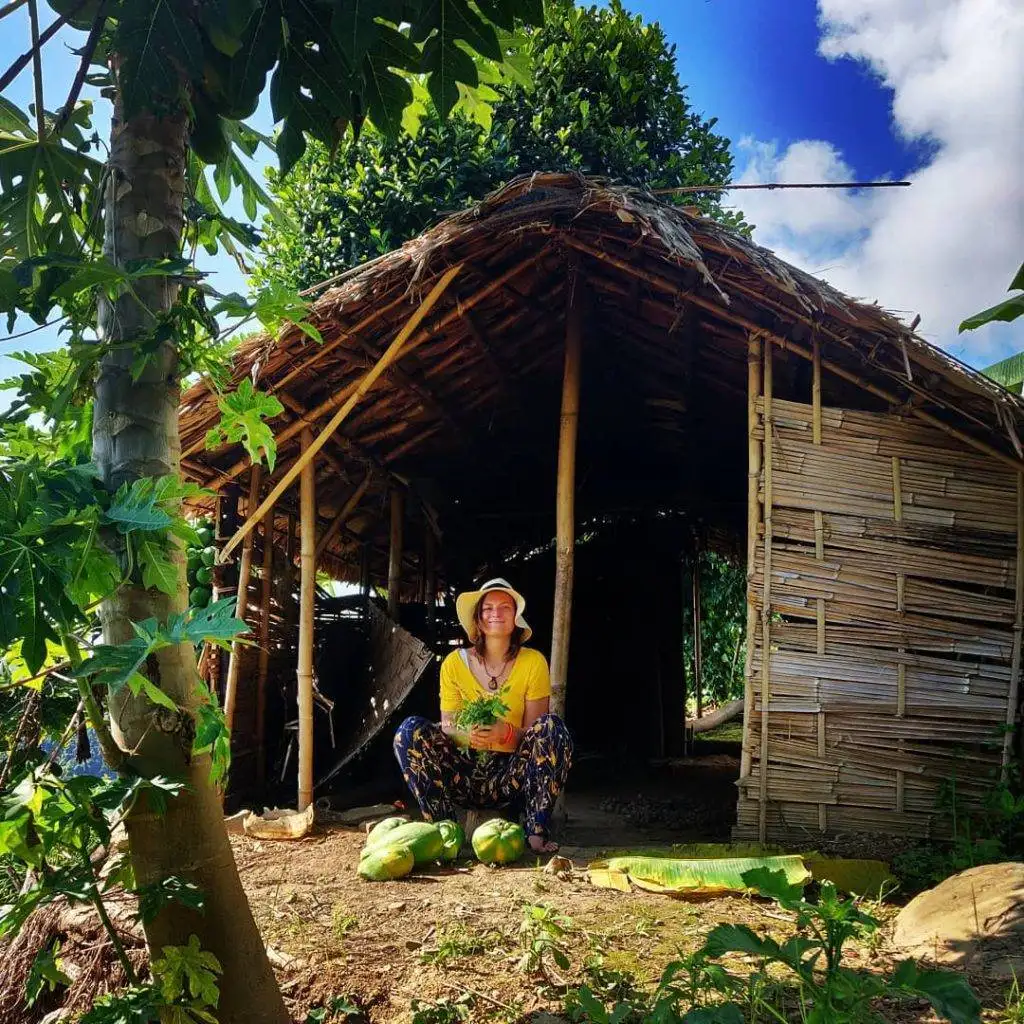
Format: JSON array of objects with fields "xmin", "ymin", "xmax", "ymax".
[{"xmin": 393, "ymin": 714, "xmax": 573, "ymax": 838}]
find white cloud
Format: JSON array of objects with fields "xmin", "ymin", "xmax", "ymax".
[{"xmin": 733, "ymin": 0, "xmax": 1024, "ymax": 365}]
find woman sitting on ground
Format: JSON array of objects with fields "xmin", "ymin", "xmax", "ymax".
[{"xmin": 394, "ymin": 578, "xmax": 573, "ymax": 853}]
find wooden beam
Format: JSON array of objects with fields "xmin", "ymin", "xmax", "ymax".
[
  {"xmin": 256, "ymin": 503, "xmax": 274, "ymax": 788},
  {"xmin": 297, "ymin": 427, "xmax": 316, "ymax": 811},
  {"xmin": 550, "ymin": 264, "xmax": 583, "ymax": 715},
  {"xmin": 315, "ymin": 472, "xmax": 372, "ymax": 561},
  {"xmin": 387, "ymin": 487, "xmax": 404, "ymax": 621},
  {"xmin": 218, "ymin": 264, "xmax": 463, "ymax": 564},
  {"xmin": 223, "ymin": 466, "xmax": 261, "ymax": 734}
]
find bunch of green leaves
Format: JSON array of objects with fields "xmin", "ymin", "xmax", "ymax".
[
  {"xmin": 517, "ymin": 902, "xmax": 573, "ymax": 978},
  {"xmin": 409, "ymin": 994, "xmax": 472, "ymax": 1024},
  {"xmin": 454, "ymin": 692, "xmax": 510, "ymax": 730},
  {"xmin": 696, "ymin": 867, "xmax": 981, "ymax": 1024},
  {"xmin": 255, "ymin": 0, "xmax": 747, "ymax": 294}
]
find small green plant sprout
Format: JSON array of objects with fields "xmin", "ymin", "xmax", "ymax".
[
  {"xmin": 410, "ymin": 994, "xmax": 472, "ymax": 1024},
  {"xmin": 305, "ymin": 994, "xmax": 362, "ymax": 1023},
  {"xmin": 697, "ymin": 867, "xmax": 982, "ymax": 1024},
  {"xmin": 331, "ymin": 907, "xmax": 358, "ymax": 939},
  {"xmin": 25, "ymin": 939, "xmax": 71, "ymax": 1007},
  {"xmin": 419, "ymin": 923, "xmax": 494, "ymax": 965},
  {"xmin": 518, "ymin": 902, "xmax": 573, "ymax": 978},
  {"xmin": 456, "ymin": 693, "xmax": 511, "ymax": 762},
  {"xmin": 997, "ymin": 973, "xmax": 1024, "ymax": 1024}
]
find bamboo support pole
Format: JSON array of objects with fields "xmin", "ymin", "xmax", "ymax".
[
  {"xmin": 812, "ymin": 337, "xmax": 827, "ymax": 830},
  {"xmin": 387, "ymin": 487, "xmax": 404, "ymax": 621},
  {"xmin": 315, "ymin": 472, "xmax": 372, "ymax": 561},
  {"xmin": 297, "ymin": 428, "xmax": 316, "ymax": 811},
  {"xmin": 218, "ymin": 264, "xmax": 463, "ymax": 564},
  {"xmin": 1003, "ymin": 473, "xmax": 1024, "ymax": 779},
  {"xmin": 550, "ymin": 260, "xmax": 583, "ymax": 716},
  {"xmin": 256, "ymin": 503, "xmax": 274, "ymax": 787},
  {"xmin": 758, "ymin": 339, "xmax": 774, "ymax": 843},
  {"xmin": 692, "ymin": 545, "xmax": 704, "ymax": 720},
  {"xmin": 223, "ymin": 466, "xmax": 261, "ymax": 734},
  {"xmin": 562, "ymin": 237, "xmax": 1024, "ymax": 474},
  {"xmin": 740, "ymin": 333, "xmax": 763, "ymax": 779}
]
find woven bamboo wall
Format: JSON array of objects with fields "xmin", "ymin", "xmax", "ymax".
[{"xmin": 735, "ymin": 340, "xmax": 1022, "ymax": 842}]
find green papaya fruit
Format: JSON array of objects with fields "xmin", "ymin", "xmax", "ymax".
[
  {"xmin": 190, "ymin": 586, "xmax": 212, "ymax": 608},
  {"xmin": 358, "ymin": 843, "xmax": 415, "ymax": 882},
  {"xmin": 196, "ymin": 566, "xmax": 213, "ymax": 585},
  {"xmin": 437, "ymin": 820, "xmax": 465, "ymax": 862},
  {"xmin": 362, "ymin": 821, "xmax": 444, "ymax": 865},
  {"xmin": 197, "ymin": 527, "xmax": 214, "ymax": 546},
  {"xmin": 471, "ymin": 818, "xmax": 526, "ymax": 865},
  {"xmin": 200, "ymin": 546, "xmax": 217, "ymax": 567}
]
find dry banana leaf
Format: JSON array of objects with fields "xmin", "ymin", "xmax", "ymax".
[{"xmin": 588, "ymin": 855, "xmax": 810, "ymax": 895}]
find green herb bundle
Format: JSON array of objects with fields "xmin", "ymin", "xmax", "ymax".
[{"xmin": 456, "ymin": 694, "xmax": 511, "ymax": 764}]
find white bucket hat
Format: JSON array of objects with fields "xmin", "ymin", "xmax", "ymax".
[{"xmin": 455, "ymin": 577, "xmax": 532, "ymax": 644}]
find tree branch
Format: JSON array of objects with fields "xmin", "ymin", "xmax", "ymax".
[
  {"xmin": 51, "ymin": 0, "xmax": 106, "ymax": 139},
  {"xmin": 0, "ymin": 0, "xmax": 28, "ymax": 20},
  {"xmin": 0, "ymin": 0, "xmax": 85, "ymax": 97}
]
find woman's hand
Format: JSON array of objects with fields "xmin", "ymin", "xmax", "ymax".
[{"xmin": 469, "ymin": 722, "xmax": 517, "ymax": 750}]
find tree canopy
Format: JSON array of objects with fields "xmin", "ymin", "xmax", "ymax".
[{"xmin": 255, "ymin": 0, "xmax": 745, "ymax": 292}]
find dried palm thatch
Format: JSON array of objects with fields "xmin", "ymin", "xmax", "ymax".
[{"xmin": 178, "ymin": 172, "xmax": 1024, "ymax": 840}]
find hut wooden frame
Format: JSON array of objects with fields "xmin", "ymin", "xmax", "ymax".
[{"xmin": 178, "ymin": 173, "xmax": 1024, "ymax": 833}]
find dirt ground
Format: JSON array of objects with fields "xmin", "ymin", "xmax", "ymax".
[{"xmin": 234, "ymin": 822, "xmax": 1010, "ymax": 1024}]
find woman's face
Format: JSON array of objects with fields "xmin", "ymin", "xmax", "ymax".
[{"xmin": 478, "ymin": 591, "xmax": 517, "ymax": 639}]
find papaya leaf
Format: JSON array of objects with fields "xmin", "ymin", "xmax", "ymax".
[
  {"xmin": 204, "ymin": 377, "xmax": 284, "ymax": 471},
  {"xmin": 152, "ymin": 934, "xmax": 222, "ymax": 1006},
  {"xmin": 104, "ymin": 479, "xmax": 174, "ymax": 534},
  {"xmin": 702, "ymin": 923, "xmax": 781, "ymax": 960},
  {"xmin": 890, "ymin": 961, "xmax": 982, "ymax": 1024},
  {"xmin": 135, "ymin": 535, "xmax": 179, "ymax": 597}
]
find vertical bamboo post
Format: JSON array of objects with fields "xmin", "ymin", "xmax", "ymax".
[
  {"xmin": 359, "ymin": 543, "xmax": 371, "ymax": 600},
  {"xmin": 256, "ymin": 503, "xmax": 274, "ymax": 788},
  {"xmin": 758, "ymin": 338, "xmax": 774, "ymax": 843},
  {"xmin": 692, "ymin": 542, "xmax": 704, "ymax": 721},
  {"xmin": 424, "ymin": 525, "xmax": 437, "ymax": 636},
  {"xmin": 223, "ymin": 466, "xmax": 261, "ymax": 734},
  {"xmin": 740, "ymin": 333, "xmax": 763, "ymax": 780},
  {"xmin": 550, "ymin": 259, "xmax": 583, "ymax": 717},
  {"xmin": 812, "ymin": 336, "xmax": 827, "ymax": 831},
  {"xmin": 1003, "ymin": 473, "xmax": 1024, "ymax": 780},
  {"xmin": 387, "ymin": 487, "xmax": 404, "ymax": 621},
  {"xmin": 297, "ymin": 427, "xmax": 316, "ymax": 811},
  {"xmin": 892, "ymin": 453, "xmax": 907, "ymax": 810}
]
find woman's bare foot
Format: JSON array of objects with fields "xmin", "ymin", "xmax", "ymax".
[{"xmin": 528, "ymin": 833, "xmax": 559, "ymax": 854}]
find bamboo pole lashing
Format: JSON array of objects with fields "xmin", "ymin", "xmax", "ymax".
[
  {"xmin": 256, "ymin": 503, "xmax": 273, "ymax": 787},
  {"xmin": 549, "ymin": 260, "xmax": 583, "ymax": 715},
  {"xmin": 562, "ymin": 236, "xmax": 1024, "ymax": 474},
  {"xmin": 740, "ymin": 332, "xmax": 762, "ymax": 780},
  {"xmin": 1002, "ymin": 473, "xmax": 1024, "ymax": 779},
  {"xmin": 297, "ymin": 427, "xmax": 316, "ymax": 811},
  {"xmin": 223, "ymin": 466, "xmax": 261, "ymax": 734},
  {"xmin": 218, "ymin": 264, "xmax": 463, "ymax": 564},
  {"xmin": 387, "ymin": 487, "xmax": 404, "ymax": 621},
  {"xmin": 758, "ymin": 339, "xmax": 774, "ymax": 842}
]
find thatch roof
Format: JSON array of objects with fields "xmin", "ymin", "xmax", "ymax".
[{"xmin": 179, "ymin": 173, "xmax": 1024, "ymax": 585}]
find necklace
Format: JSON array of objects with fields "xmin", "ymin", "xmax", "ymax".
[{"xmin": 477, "ymin": 653, "xmax": 507, "ymax": 691}]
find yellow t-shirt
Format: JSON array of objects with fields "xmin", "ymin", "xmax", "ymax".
[{"xmin": 440, "ymin": 647, "xmax": 551, "ymax": 752}]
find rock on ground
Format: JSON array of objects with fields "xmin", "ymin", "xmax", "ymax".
[{"xmin": 893, "ymin": 861, "xmax": 1024, "ymax": 981}]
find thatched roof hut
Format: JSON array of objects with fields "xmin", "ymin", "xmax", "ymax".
[{"xmin": 180, "ymin": 172, "xmax": 1024, "ymax": 842}]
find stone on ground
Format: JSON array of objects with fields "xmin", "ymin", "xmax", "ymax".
[{"xmin": 892, "ymin": 862, "xmax": 1024, "ymax": 980}]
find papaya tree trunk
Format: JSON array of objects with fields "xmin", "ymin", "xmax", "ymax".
[{"xmin": 93, "ymin": 100, "xmax": 288, "ymax": 1024}]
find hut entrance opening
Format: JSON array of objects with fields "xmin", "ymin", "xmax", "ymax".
[{"xmin": 179, "ymin": 175, "xmax": 1024, "ymax": 849}]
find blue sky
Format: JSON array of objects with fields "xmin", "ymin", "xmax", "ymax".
[{"xmin": 2, "ymin": 0, "xmax": 1022, "ymax": 387}]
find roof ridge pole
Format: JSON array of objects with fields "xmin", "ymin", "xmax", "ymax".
[{"xmin": 550, "ymin": 253, "xmax": 583, "ymax": 720}]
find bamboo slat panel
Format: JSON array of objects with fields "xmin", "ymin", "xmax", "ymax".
[{"xmin": 735, "ymin": 393, "xmax": 1019, "ymax": 842}]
